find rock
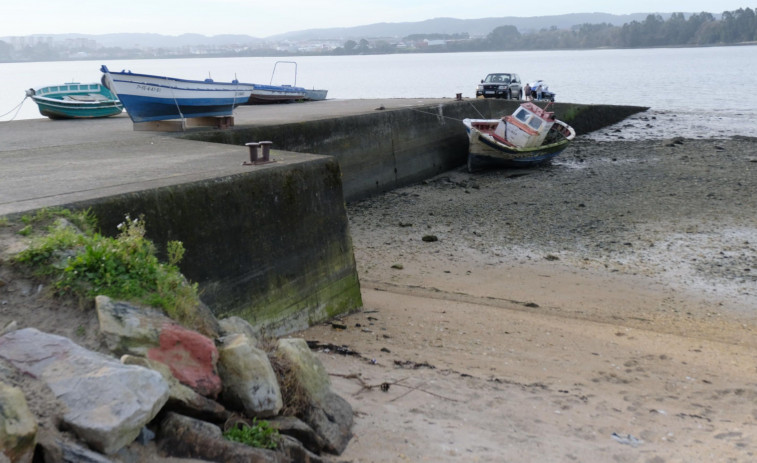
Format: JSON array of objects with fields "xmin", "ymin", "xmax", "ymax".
[
  {"xmin": 96, "ymin": 296, "xmax": 222, "ymax": 398},
  {"xmin": 278, "ymin": 435, "xmax": 325, "ymax": 463},
  {"xmin": 275, "ymin": 339, "xmax": 331, "ymax": 404},
  {"xmin": 421, "ymin": 235, "xmax": 438, "ymax": 242},
  {"xmin": 1, "ymin": 321, "xmax": 17, "ymax": 337},
  {"xmin": 95, "ymin": 296, "xmax": 168, "ymax": 356},
  {"xmin": 147, "ymin": 323, "xmax": 221, "ymax": 399},
  {"xmin": 0, "ymin": 328, "xmax": 169, "ymax": 455},
  {"xmin": 302, "ymin": 392, "xmax": 354, "ymax": 455},
  {"xmin": 268, "ymin": 416, "xmax": 328, "ymax": 455},
  {"xmin": 218, "ymin": 316, "xmax": 261, "ymax": 342},
  {"xmin": 157, "ymin": 412, "xmax": 285, "ymax": 463},
  {"xmin": 121, "ymin": 356, "xmax": 230, "ymax": 424},
  {"xmin": 37, "ymin": 438, "xmax": 115, "ymax": 463},
  {"xmin": 188, "ymin": 301, "xmax": 222, "ymax": 340},
  {"xmin": 275, "ymin": 338, "xmax": 352, "ymax": 454},
  {"xmin": 663, "ymin": 136, "xmax": 685, "ymax": 147},
  {"xmin": 217, "ymin": 334, "xmax": 283, "ymax": 418},
  {"xmin": 0, "ymin": 382, "xmax": 37, "ymax": 463}
]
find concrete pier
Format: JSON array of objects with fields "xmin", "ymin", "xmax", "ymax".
[{"xmin": 0, "ymin": 98, "xmax": 647, "ymax": 334}]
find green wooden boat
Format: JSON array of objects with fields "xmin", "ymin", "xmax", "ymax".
[{"xmin": 27, "ymin": 82, "xmax": 123, "ymax": 119}]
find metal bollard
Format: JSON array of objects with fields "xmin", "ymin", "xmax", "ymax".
[
  {"xmin": 259, "ymin": 141, "xmax": 273, "ymax": 162},
  {"xmin": 245, "ymin": 142, "xmax": 260, "ymax": 164}
]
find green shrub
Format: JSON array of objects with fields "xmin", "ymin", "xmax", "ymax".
[
  {"xmin": 223, "ymin": 418, "xmax": 280, "ymax": 450},
  {"xmin": 13, "ymin": 211, "xmax": 199, "ymax": 324}
]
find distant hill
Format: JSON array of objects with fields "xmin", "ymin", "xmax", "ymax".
[
  {"xmin": 267, "ymin": 13, "xmax": 682, "ymax": 40},
  {"xmin": 4, "ymin": 13, "xmax": 701, "ymax": 48}
]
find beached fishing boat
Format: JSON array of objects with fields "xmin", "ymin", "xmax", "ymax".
[
  {"xmin": 244, "ymin": 83, "xmax": 307, "ymax": 104},
  {"xmin": 303, "ymin": 88, "xmax": 328, "ymax": 101},
  {"xmin": 100, "ymin": 65, "xmax": 252, "ymax": 123},
  {"xmin": 240, "ymin": 60, "xmax": 325, "ymax": 104},
  {"xmin": 462, "ymin": 102, "xmax": 575, "ymax": 172},
  {"xmin": 26, "ymin": 82, "xmax": 123, "ymax": 119}
]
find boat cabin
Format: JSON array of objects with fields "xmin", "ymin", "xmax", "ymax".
[{"xmin": 497, "ymin": 102, "xmax": 557, "ymax": 148}]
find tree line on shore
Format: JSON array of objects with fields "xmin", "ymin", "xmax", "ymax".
[
  {"xmin": 474, "ymin": 9, "xmax": 757, "ymax": 51},
  {"xmin": 356, "ymin": 8, "xmax": 757, "ymax": 54}
]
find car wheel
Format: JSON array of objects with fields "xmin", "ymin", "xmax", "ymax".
[{"xmin": 519, "ymin": 90, "xmax": 523, "ymax": 100}]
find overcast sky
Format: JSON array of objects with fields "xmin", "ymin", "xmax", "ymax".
[{"xmin": 4, "ymin": 1, "xmax": 753, "ymax": 38}]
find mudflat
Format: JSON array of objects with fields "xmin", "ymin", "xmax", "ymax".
[{"xmin": 297, "ymin": 135, "xmax": 757, "ymax": 462}]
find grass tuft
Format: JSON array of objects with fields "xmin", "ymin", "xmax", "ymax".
[
  {"xmin": 223, "ymin": 417, "xmax": 280, "ymax": 450},
  {"xmin": 13, "ymin": 210, "xmax": 200, "ymax": 324}
]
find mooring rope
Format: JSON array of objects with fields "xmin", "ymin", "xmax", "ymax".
[
  {"xmin": 408, "ymin": 107, "xmax": 465, "ymax": 123},
  {"xmin": 407, "ymin": 100, "xmax": 487, "ymax": 122},
  {"xmin": 0, "ymin": 96, "xmax": 29, "ymax": 122}
]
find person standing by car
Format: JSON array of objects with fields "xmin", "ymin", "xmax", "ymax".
[{"xmin": 524, "ymin": 82, "xmax": 531, "ymax": 101}]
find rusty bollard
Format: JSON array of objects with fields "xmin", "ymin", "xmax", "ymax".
[{"xmin": 456, "ymin": 93, "xmax": 462, "ymax": 101}]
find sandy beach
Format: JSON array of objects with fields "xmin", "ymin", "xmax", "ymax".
[
  {"xmin": 1, "ymin": 114, "xmax": 756, "ymax": 462},
  {"xmin": 295, "ymin": 130, "xmax": 757, "ymax": 462}
]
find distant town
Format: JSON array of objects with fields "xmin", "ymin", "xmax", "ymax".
[
  {"xmin": 0, "ymin": 34, "xmax": 463, "ymax": 62},
  {"xmin": 1, "ymin": 8, "xmax": 754, "ymax": 63}
]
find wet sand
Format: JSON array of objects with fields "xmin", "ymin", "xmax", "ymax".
[{"xmin": 295, "ymin": 134, "xmax": 757, "ymax": 462}]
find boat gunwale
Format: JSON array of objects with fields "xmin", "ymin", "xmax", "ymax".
[{"xmin": 31, "ymin": 95, "xmax": 122, "ymax": 106}]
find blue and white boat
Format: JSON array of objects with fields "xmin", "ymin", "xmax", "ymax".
[{"xmin": 100, "ymin": 65, "xmax": 252, "ymax": 123}]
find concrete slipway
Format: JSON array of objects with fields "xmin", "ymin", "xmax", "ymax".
[{"xmin": 0, "ymin": 98, "xmax": 646, "ymax": 335}]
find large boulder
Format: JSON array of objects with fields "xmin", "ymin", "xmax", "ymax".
[
  {"xmin": 275, "ymin": 338, "xmax": 352, "ymax": 454},
  {"xmin": 0, "ymin": 328, "xmax": 169, "ymax": 455},
  {"xmin": 0, "ymin": 382, "xmax": 37, "ymax": 463},
  {"xmin": 96, "ymin": 296, "xmax": 221, "ymax": 398},
  {"xmin": 121, "ymin": 355, "xmax": 230, "ymax": 424},
  {"xmin": 218, "ymin": 316, "xmax": 261, "ymax": 342},
  {"xmin": 217, "ymin": 334, "xmax": 282, "ymax": 418}
]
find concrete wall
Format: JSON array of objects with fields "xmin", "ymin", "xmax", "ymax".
[
  {"xmin": 184, "ymin": 100, "xmax": 647, "ymax": 202},
  {"xmin": 75, "ymin": 155, "xmax": 362, "ymax": 336}
]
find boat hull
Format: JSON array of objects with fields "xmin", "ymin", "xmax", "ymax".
[
  {"xmin": 101, "ymin": 66, "xmax": 252, "ymax": 122},
  {"xmin": 242, "ymin": 84, "xmax": 307, "ymax": 104},
  {"xmin": 464, "ymin": 118, "xmax": 575, "ymax": 172},
  {"xmin": 30, "ymin": 83, "xmax": 123, "ymax": 119}
]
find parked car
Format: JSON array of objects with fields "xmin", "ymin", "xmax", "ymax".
[{"xmin": 476, "ymin": 73, "xmax": 523, "ymax": 99}]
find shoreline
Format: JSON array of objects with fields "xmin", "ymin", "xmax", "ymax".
[{"xmin": 296, "ymin": 135, "xmax": 757, "ymax": 462}]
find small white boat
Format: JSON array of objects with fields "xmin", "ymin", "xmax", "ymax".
[
  {"xmin": 100, "ymin": 65, "xmax": 252, "ymax": 123},
  {"xmin": 304, "ymin": 88, "xmax": 328, "ymax": 101},
  {"xmin": 463, "ymin": 102, "xmax": 575, "ymax": 172}
]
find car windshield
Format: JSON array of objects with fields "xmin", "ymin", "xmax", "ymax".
[{"xmin": 486, "ymin": 74, "xmax": 510, "ymax": 83}]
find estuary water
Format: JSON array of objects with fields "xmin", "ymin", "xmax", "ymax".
[{"xmin": 1, "ymin": 45, "xmax": 756, "ymax": 137}]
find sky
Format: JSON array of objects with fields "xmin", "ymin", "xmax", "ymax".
[{"xmin": 4, "ymin": 1, "xmax": 754, "ymax": 38}]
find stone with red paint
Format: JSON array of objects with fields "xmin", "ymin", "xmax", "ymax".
[
  {"xmin": 148, "ymin": 323, "xmax": 222, "ymax": 398},
  {"xmin": 96, "ymin": 295, "xmax": 222, "ymax": 399}
]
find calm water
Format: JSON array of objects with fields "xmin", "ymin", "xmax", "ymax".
[{"xmin": 2, "ymin": 46, "xmax": 756, "ymax": 137}]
